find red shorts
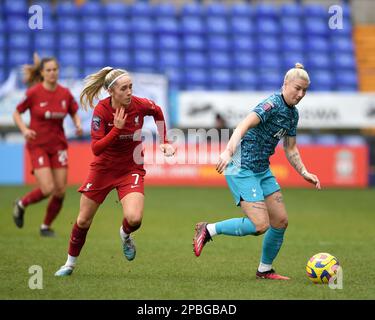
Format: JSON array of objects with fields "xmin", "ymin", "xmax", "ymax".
[
  {"xmin": 28, "ymin": 146, "xmax": 68, "ymax": 170},
  {"xmin": 78, "ymin": 169, "xmax": 145, "ymax": 204}
]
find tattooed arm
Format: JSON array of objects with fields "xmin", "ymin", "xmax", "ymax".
[{"xmin": 283, "ymin": 136, "xmax": 321, "ymax": 189}]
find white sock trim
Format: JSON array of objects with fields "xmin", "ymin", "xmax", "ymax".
[
  {"xmin": 120, "ymin": 226, "xmax": 129, "ymax": 240},
  {"xmin": 258, "ymin": 262, "xmax": 272, "ymax": 273},
  {"xmin": 206, "ymin": 223, "xmax": 217, "ymax": 237},
  {"xmin": 66, "ymin": 255, "xmax": 77, "ymax": 267}
]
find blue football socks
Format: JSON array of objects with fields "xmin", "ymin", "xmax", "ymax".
[
  {"xmin": 260, "ymin": 226, "xmax": 286, "ymax": 265},
  {"xmin": 215, "ymin": 217, "xmax": 256, "ymax": 236}
]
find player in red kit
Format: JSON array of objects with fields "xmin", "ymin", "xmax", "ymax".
[
  {"xmin": 12, "ymin": 54, "xmax": 82, "ymax": 237},
  {"xmin": 55, "ymin": 67, "xmax": 175, "ymax": 276}
]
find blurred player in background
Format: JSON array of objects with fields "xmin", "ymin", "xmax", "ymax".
[
  {"xmin": 193, "ymin": 63, "xmax": 321, "ymax": 280},
  {"xmin": 12, "ymin": 53, "xmax": 83, "ymax": 237},
  {"xmin": 55, "ymin": 67, "xmax": 175, "ymax": 276}
]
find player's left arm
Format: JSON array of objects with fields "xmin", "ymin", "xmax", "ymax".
[
  {"xmin": 68, "ymin": 92, "xmax": 83, "ymax": 136},
  {"xmin": 283, "ymin": 135, "xmax": 321, "ymax": 189},
  {"xmin": 146, "ymin": 99, "xmax": 175, "ymax": 157}
]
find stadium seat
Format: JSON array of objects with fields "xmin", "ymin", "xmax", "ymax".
[
  {"xmin": 131, "ymin": 17, "xmax": 153, "ymax": 33},
  {"xmin": 55, "ymin": 2, "xmax": 79, "ymax": 17},
  {"xmin": 79, "ymin": 2, "xmax": 103, "ymax": 16},
  {"xmin": 0, "ymin": 34, "xmax": 5, "ymax": 48},
  {"xmin": 133, "ymin": 50, "xmax": 156, "ymax": 71},
  {"xmin": 257, "ymin": 35, "xmax": 279, "ymax": 52},
  {"xmin": 282, "ymin": 52, "xmax": 305, "ymax": 71},
  {"xmin": 6, "ymin": 17, "xmax": 29, "ymax": 32},
  {"xmin": 83, "ymin": 51, "xmax": 106, "ymax": 68},
  {"xmin": 132, "ymin": 33, "xmax": 155, "ymax": 50},
  {"xmin": 58, "ymin": 33, "xmax": 80, "ymax": 49},
  {"xmin": 230, "ymin": 2, "xmax": 253, "ymax": 17},
  {"xmin": 158, "ymin": 51, "xmax": 181, "ymax": 70},
  {"xmin": 107, "ymin": 18, "xmax": 130, "ymax": 33},
  {"xmin": 258, "ymin": 70, "xmax": 282, "ymax": 91},
  {"xmin": 207, "ymin": 35, "xmax": 230, "ymax": 51},
  {"xmin": 256, "ymin": 18, "xmax": 279, "ymax": 35},
  {"xmin": 30, "ymin": 2, "xmax": 53, "ymax": 17},
  {"xmin": 158, "ymin": 35, "xmax": 180, "ymax": 51},
  {"xmin": 314, "ymin": 134, "xmax": 339, "ymax": 145},
  {"xmin": 7, "ymin": 49, "xmax": 31, "ymax": 66},
  {"xmin": 4, "ymin": 0, "xmax": 28, "ymax": 15},
  {"xmin": 182, "ymin": 35, "xmax": 205, "ymax": 51},
  {"xmin": 280, "ymin": 3, "xmax": 302, "ymax": 17},
  {"xmin": 306, "ymin": 52, "xmax": 330, "ymax": 69},
  {"xmin": 296, "ymin": 134, "xmax": 314, "ymax": 145},
  {"xmin": 205, "ymin": 2, "xmax": 228, "ymax": 17},
  {"xmin": 255, "ymin": 3, "xmax": 278, "ymax": 18},
  {"xmin": 306, "ymin": 37, "xmax": 329, "ymax": 52},
  {"xmin": 153, "ymin": 3, "xmax": 176, "ymax": 17},
  {"xmin": 304, "ymin": 18, "xmax": 328, "ymax": 36},
  {"xmin": 258, "ymin": 53, "xmax": 281, "ymax": 69},
  {"xmin": 164, "ymin": 68, "xmax": 182, "ymax": 90},
  {"xmin": 82, "ymin": 33, "xmax": 106, "ymax": 50},
  {"xmin": 309, "ymin": 70, "xmax": 334, "ymax": 91},
  {"xmin": 56, "ymin": 17, "xmax": 80, "ymax": 32},
  {"xmin": 108, "ymin": 51, "xmax": 132, "ymax": 69},
  {"xmin": 303, "ymin": 4, "xmax": 328, "ymax": 18},
  {"xmin": 280, "ymin": 17, "xmax": 302, "ymax": 35},
  {"xmin": 184, "ymin": 69, "xmax": 208, "ymax": 90},
  {"xmin": 81, "ymin": 17, "xmax": 103, "ymax": 32},
  {"xmin": 183, "ymin": 52, "xmax": 207, "ymax": 68},
  {"xmin": 104, "ymin": 2, "xmax": 129, "ymax": 17},
  {"xmin": 329, "ymin": 19, "xmax": 353, "ymax": 36},
  {"xmin": 108, "ymin": 33, "xmax": 130, "ymax": 50},
  {"xmin": 181, "ymin": 17, "xmax": 204, "ymax": 34},
  {"xmin": 7, "ymin": 32, "xmax": 32, "ymax": 49},
  {"xmin": 341, "ymin": 135, "xmax": 365, "ymax": 146},
  {"xmin": 233, "ymin": 70, "xmax": 257, "ymax": 91},
  {"xmin": 181, "ymin": 2, "xmax": 203, "ymax": 17},
  {"xmin": 233, "ymin": 52, "xmax": 257, "ymax": 69},
  {"xmin": 333, "ymin": 53, "xmax": 356, "ymax": 70},
  {"xmin": 0, "ymin": 52, "xmax": 5, "ymax": 66},
  {"xmin": 130, "ymin": 2, "xmax": 153, "ymax": 17},
  {"xmin": 207, "ymin": 52, "xmax": 231, "ymax": 69},
  {"xmin": 208, "ymin": 69, "xmax": 232, "ymax": 91},
  {"xmin": 34, "ymin": 32, "xmax": 56, "ymax": 50},
  {"xmin": 232, "ymin": 36, "xmax": 256, "ymax": 51},
  {"xmin": 330, "ymin": 36, "xmax": 354, "ymax": 52},
  {"xmin": 58, "ymin": 50, "xmax": 81, "ymax": 68},
  {"xmin": 0, "ymin": 68, "xmax": 5, "ymax": 82},
  {"xmin": 156, "ymin": 17, "xmax": 179, "ymax": 34},
  {"xmin": 59, "ymin": 66, "xmax": 80, "ymax": 79},
  {"xmin": 36, "ymin": 49, "xmax": 55, "ymax": 58},
  {"xmin": 281, "ymin": 36, "xmax": 304, "ymax": 52},
  {"xmin": 206, "ymin": 17, "xmax": 228, "ymax": 35},
  {"xmin": 335, "ymin": 71, "xmax": 358, "ymax": 91},
  {"xmin": 230, "ymin": 18, "xmax": 255, "ymax": 35}
]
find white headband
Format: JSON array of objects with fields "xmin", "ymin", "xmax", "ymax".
[{"xmin": 107, "ymin": 73, "xmax": 127, "ymax": 89}]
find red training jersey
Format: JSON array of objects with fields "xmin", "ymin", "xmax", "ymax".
[
  {"xmin": 90, "ymin": 96, "xmax": 168, "ymax": 173},
  {"xmin": 16, "ymin": 83, "xmax": 79, "ymax": 149}
]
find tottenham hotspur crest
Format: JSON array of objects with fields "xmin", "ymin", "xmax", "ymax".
[{"xmin": 134, "ymin": 115, "xmax": 139, "ymax": 126}]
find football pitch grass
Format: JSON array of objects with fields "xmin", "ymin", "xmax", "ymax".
[{"xmin": 0, "ymin": 186, "xmax": 374, "ymax": 300}]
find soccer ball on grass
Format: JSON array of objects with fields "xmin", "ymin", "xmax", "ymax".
[{"xmin": 306, "ymin": 252, "xmax": 340, "ymax": 284}]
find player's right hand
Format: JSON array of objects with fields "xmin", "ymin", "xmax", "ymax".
[
  {"xmin": 113, "ymin": 107, "xmax": 127, "ymax": 129},
  {"xmin": 216, "ymin": 149, "xmax": 232, "ymax": 174},
  {"xmin": 23, "ymin": 128, "xmax": 36, "ymax": 141}
]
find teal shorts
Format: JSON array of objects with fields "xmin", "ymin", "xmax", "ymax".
[{"xmin": 225, "ymin": 163, "xmax": 280, "ymax": 206}]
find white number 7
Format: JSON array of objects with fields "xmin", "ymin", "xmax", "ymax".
[{"xmin": 131, "ymin": 173, "xmax": 140, "ymax": 185}]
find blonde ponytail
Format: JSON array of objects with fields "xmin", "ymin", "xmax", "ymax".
[
  {"xmin": 284, "ymin": 62, "xmax": 310, "ymax": 84},
  {"xmin": 79, "ymin": 67, "xmax": 130, "ymax": 110}
]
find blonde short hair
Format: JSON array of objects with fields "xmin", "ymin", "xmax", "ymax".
[{"xmin": 284, "ymin": 63, "xmax": 310, "ymax": 84}]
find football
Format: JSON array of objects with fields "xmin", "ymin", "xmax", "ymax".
[{"xmin": 306, "ymin": 252, "xmax": 340, "ymax": 284}]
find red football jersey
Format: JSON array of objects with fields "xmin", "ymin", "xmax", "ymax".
[
  {"xmin": 90, "ymin": 96, "xmax": 167, "ymax": 173},
  {"xmin": 16, "ymin": 83, "xmax": 78, "ymax": 149}
]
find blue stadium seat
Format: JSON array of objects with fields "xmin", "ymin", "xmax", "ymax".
[
  {"xmin": 58, "ymin": 33, "xmax": 80, "ymax": 49},
  {"xmin": 296, "ymin": 134, "xmax": 314, "ymax": 145},
  {"xmin": 258, "ymin": 53, "xmax": 281, "ymax": 69},
  {"xmin": 131, "ymin": 17, "xmax": 153, "ymax": 33},
  {"xmin": 6, "ymin": 17, "xmax": 29, "ymax": 32},
  {"xmin": 0, "ymin": 68, "xmax": 6, "ymax": 82},
  {"xmin": 314, "ymin": 134, "xmax": 339, "ymax": 145},
  {"xmin": 230, "ymin": 2, "xmax": 253, "ymax": 17},
  {"xmin": 184, "ymin": 69, "xmax": 208, "ymax": 90},
  {"xmin": 107, "ymin": 18, "xmax": 130, "ymax": 33},
  {"xmin": 304, "ymin": 18, "xmax": 328, "ymax": 36},
  {"xmin": 0, "ymin": 52, "xmax": 5, "ymax": 66},
  {"xmin": 4, "ymin": 0, "xmax": 28, "ymax": 15},
  {"xmin": 108, "ymin": 51, "xmax": 132, "ymax": 69},
  {"xmin": 56, "ymin": 17, "xmax": 80, "ymax": 32},
  {"xmin": 0, "ymin": 34, "xmax": 5, "ymax": 48},
  {"xmin": 81, "ymin": 17, "xmax": 103, "ymax": 32},
  {"xmin": 330, "ymin": 36, "xmax": 354, "ymax": 52},
  {"xmin": 183, "ymin": 52, "xmax": 207, "ymax": 68},
  {"xmin": 55, "ymin": 2, "xmax": 79, "ymax": 17},
  {"xmin": 256, "ymin": 18, "xmax": 279, "ymax": 35},
  {"xmin": 181, "ymin": 2, "xmax": 203, "ymax": 17},
  {"xmin": 281, "ymin": 36, "xmax": 304, "ymax": 51},
  {"xmin": 207, "ymin": 52, "xmax": 231, "ymax": 69},
  {"xmin": 133, "ymin": 50, "xmax": 156, "ymax": 71},
  {"xmin": 34, "ymin": 32, "xmax": 56, "ymax": 50},
  {"xmin": 59, "ymin": 66, "xmax": 80, "ymax": 79},
  {"xmin": 280, "ymin": 3, "xmax": 302, "ymax": 17},
  {"xmin": 306, "ymin": 36, "xmax": 329, "ymax": 52},
  {"xmin": 233, "ymin": 52, "xmax": 257, "ymax": 69},
  {"xmin": 58, "ymin": 50, "xmax": 81, "ymax": 68},
  {"xmin": 104, "ymin": 2, "xmax": 129, "ymax": 17},
  {"xmin": 181, "ymin": 17, "xmax": 204, "ymax": 34},
  {"xmin": 280, "ymin": 17, "xmax": 302, "ymax": 35},
  {"xmin": 206, "ymin": 17, "xmax": 228, "ymax": 34},
  {"xmin": 79, "ymin": 2, "xmax": 103, "ymax": 16},
  {"xmin": 230, "ymin": 18, "xmax": 255, "ymax": 35},
  {"xmin": 257, "ymin": 35, "xmax": 279, "ymax": 52},
  {"xmin": 306, "ymin": 52, "xmax": 330, "ymax": 69},
  {"xmin": 233, "ymin": 70, "xmax": 257, "ymax": 91},
  {"xmin": 335, "ymin": 71, "xmax": 358, "ymax": 91},
  {"xmin": 35, "ymin": 49, "xmax": 55, "ymax": 58},
  {"xmin": 41, "ymin": 18, "xmax": 56, "ymax": 32},
  {"xmin": 255, "ymin": 3, "xmax": 278, "ymax": 18},
  {"xmin": 207, "ymin": 35, "xmax": 230, "ymax": 51},
  {"xmin": 208, "ymin": 69, "xmax": 232, "ymax": 91},
  {"xmin": 83, "ymin": 51, "xmax": 106, "ymax": 68},
  {"xmin": 310, "ymin": 70, "xmax": 334, "ymax": 91},
  {"xmin": 232, "ymin": 36, "xmax": 256, "ymax": 51},
  {"xmin": 341, "ymin": 135, "xmax": 365, "ymax": 146},
  {"xmin": 153, "ymin": 3, "xmax": 176, "ymax": 17},
  {"xmin": 329, "ymin": 19, "xmax": 353, "ymax": 36},
  {"xmin": 282, "ymin": 52, "xmax": 305, "ymax": 71},
  {"xmin": 164, "ymin": 68, "xmax": 182, "ymax": 90},
  {"xmin": 82, "ymin": 33, "xmax": 106, "ymax": 49},
  {"xmin": 333, "ymin": 53, "xmax": 356, "ymax": 70},
  {"xmin": 8, "ymin": 50, "xmax": 31, "ymax": 66},
  {"xmin": 108, "ymin": 34, "xmax": 130, "ymax": 50},
  {"xmin": 133, "ymin": 33, "xmax": 155, "ymax": 50},
  {"xmin": 130, "ymin": 2, "xmax": 153, "ymax": 17},
  {"xmin": 158, "ymin": 35, "xmax": 180, "ymax": 50},
  {"xmin": 205, "ymin": 2, "xmax": 228, "ymax": 17},
  {"xmin": 156, "ymin": 17, "xmax": 179, "ymax": 34},
  {"xmin": 158, "ymin": 51, "xmax": 181, "ymax": 70},
  {"xmin": 303, "ymin": 4, "xmax": 328, "ymax": 18},
  {"xmin": 31, "ymin": 2, "xmax": 53, "ymax": 17},
  {"xmin": 258, "ymin": 70, "xmax": 282, "ymax": 91},
  {"xmin": 7, "ymin": 32, "xmax": 32, "ymax": 49},
  {"xmin": 182, "ymin": 35, "xmax": 205, "ymax": 51}
]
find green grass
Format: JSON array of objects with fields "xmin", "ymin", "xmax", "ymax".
[{"xmin": 0, "ymin": 186, "xmax": 374, "ymax": 300}]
